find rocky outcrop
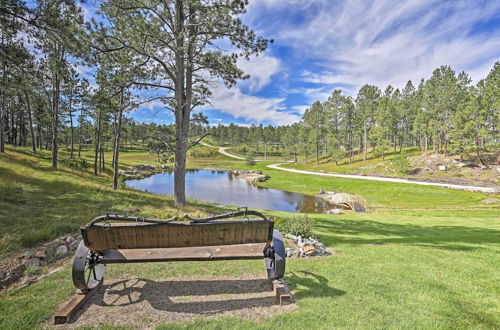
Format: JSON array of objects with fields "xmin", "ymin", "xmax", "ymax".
[
  {"xmin": 119, "ymin": 164, "xmax": 172, "ymax": 179},
  {"xmin": 0, "ymin": 233, "xmax": 83, "ymax": 290},
  {"xmin": 317, "ymin": 191, "xmax": 367, "ymax": 212},
  {"xmin": 230, "ymin": 170, "xmax": 270, "ymax": 183},
  {"xmin": 284, "ymin": 234, "xmax": 330, "ymax": 258}
]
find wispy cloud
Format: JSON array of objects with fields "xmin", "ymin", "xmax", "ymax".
[
  {"xmin": 208, "ymin": 87, "xmax": 300, "ymax": 125},
  {"xmin": 248, "ymin": 0, "xmax": 500, "ymax": 94}
]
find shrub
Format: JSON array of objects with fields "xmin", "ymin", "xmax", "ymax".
[
  {"xmin": 392, "ymin": 151, "xmax": 411, "ymax": 174},
  {"xmin": 245, "ymin": 150, "xmax": 256, "ymax": 167},
  {"xmin": 276, "ymin": 214, "xmax": 314, "ymax": 238}
]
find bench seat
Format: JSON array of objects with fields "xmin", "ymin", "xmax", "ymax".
[{"xmin": 99, "ymin": 243, "xmax": 267, "ymax": 263}]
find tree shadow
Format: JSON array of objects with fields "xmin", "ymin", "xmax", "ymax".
[
  {"xmin": 286, "ymin": 271, "xmax": 346, "ymax": 299},
  {"xmin": 313, "ymin": 217, "xmax": 500, "ymax": 251}
]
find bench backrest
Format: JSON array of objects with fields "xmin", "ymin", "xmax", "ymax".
[{"xmin": 81, "ymin": 219, "xmax": 274, "ymax": 251}]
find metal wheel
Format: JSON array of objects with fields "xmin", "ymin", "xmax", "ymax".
[
  {"xmin": 72, "ymin": 241, "xmax": 105, "ymax": 292},
  {"xmin": 265, "ymin": 229, "xmax": 286, "ymax": 279}
]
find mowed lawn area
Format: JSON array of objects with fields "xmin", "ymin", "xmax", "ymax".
[{"xmin": 0, "ymin": 146, "xmax": 499, "ymax": 329}]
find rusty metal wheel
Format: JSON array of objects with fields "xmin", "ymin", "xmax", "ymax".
[
  {"xmin": 72, "ymin": 241, "xmax": 105, "ymax": 292},
  {"xmin": 265, "ymin": 229, "xmax": 286, "ymax": 279}
]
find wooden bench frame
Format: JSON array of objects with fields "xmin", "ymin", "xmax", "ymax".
[{"xmin": 71, "ymin": 211, "xmax": 286, "ymax": 293}]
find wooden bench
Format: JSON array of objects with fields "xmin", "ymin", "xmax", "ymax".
[{"xmin": 71, "ymin": 210, "xmax": 286, "ymax": 293}]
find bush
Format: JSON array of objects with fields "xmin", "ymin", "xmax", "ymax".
[
  {"xmin": 276, "ymin": 214, "xmax": 314, "ymax": 238},
  {"xmin": 392, "ymin": 151, "xmax": 411, "ymax": 174},
  {"xmin": 245, "ymin": 150, "xmax": 256, "ymax": 167}
]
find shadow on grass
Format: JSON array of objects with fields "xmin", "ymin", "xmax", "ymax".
[
  {"xmin": 314, "ymin": 217, "xmax": 500, "ymax": 250},
  {"xmin": 69, "ymin": 271, "xmax": 342, "ymax": 323},
  {"xmin": 71, "ymin": 278, "xmax": 276, "ymax": 321},
  {"xmin": 287, "ymin": 271, "xmax": 346, "ymax": 299}
]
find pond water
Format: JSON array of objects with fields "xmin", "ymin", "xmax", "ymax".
[{"xmin": 126, "ymin": 169, "xmax": 332, "ymax": 213}]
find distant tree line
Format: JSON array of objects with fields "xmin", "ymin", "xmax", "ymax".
[{"xmin": 210, "ymin": 63, "xmax": 500, "ymax": 163}]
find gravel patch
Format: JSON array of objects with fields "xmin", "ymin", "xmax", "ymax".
[{"xmin": 53, "ymin": 275, "xmax": 296, "ymax": 329}]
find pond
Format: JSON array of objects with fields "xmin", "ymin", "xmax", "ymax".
[{"xmin": 126, "ymin": 169, "xmax": 332, "ymax": 213}]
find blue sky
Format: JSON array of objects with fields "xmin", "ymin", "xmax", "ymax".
[{"xmin": 81, "ymin": 0, "xmax": 500, "ymax": 126}]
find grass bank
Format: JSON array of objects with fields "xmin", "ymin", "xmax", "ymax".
[{"xmin": 0, "ymin": 145, "xmax": 499, "ymax": 329}]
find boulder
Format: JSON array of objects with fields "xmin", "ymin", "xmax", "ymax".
[
  {"xmin": 23, "ymin": 257, "xmax": 43, "ymax": 268},
  {"xmin": 55, "ymin": 245, "xmax": 68, "ymax": 256},
  {"xmin": 69, "ymin": 239, "xmax": 80, "ymax": 250},
  {"xmin": 303, "ymin": 245, "xmax": 316, "ymax": 256},
  {"xmin": 34, "ymin": 249, "xmax": 46, "ymax": 259},
  {"xmin": 325, "ymin": 208, "xmax": 343, "ymax": 215},
  {"xmin": 458, "ymin": 162, "xmax": 474, "ymax": 168},
  {"xmin": 438, "ymin": 165, "xmax": 447, "ymax": 171},
  {"xmin": 22, "ymin": 250, "xmax": 34, "ymax": 258}
]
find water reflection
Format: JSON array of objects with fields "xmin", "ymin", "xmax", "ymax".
[{"xmin": 126, "ymin": 169, "xmax": 332, "ymax": 213}]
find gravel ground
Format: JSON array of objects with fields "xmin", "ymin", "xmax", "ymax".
[{"xmin": 53, "ymin": 275, "xmax": 296, "ymax": 329}]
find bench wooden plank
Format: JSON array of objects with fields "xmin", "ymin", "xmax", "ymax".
[
  {"xmin": 100, "ymin": 243, "xmax": 267, "ymax": 263},
  {"xmin": 54, "ymin": 286, "xmax": 100, "ymax": 324},
  {"xmin": 82, "ymin": 220, "xmax": 273, "ymax": 251}
]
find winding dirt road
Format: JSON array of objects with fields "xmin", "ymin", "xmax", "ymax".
[{"xmin": 200, "ymin": 142, "xmax": 498, "ymax": 193}]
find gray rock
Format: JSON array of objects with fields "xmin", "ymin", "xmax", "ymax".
[
  {"xmin": 34, "ymin": 249, "xmax": 46, "ymax": 259},
  {"xmin": 325, "ymin": 208, "xmax": 343, "ymax": 214},
  {"xmin": 55, "ymin": 245, "xmax": 68, "ymax": 256},
  {"xmin": 458, "ymin": 162, "xmax": 473, "ymax": 168},
  {"xmin": 65, "ymin": 235, "xmax": 75, "ymax": 244},
  {"xmin": 13, "ymin": 264, "xmax": 26, "ymax": 274},
  {"xmin": 23, "ymin": 250, "xmax": 34, "ymax": 258},
  {"xmin": 438, "ymin": 165, "xmax": 447, "ymax": 171},
  {"xmin": 23, "ymin": 258, "xmax": 42, "ymax": 268},
  {"xmin": 69, "ymin": 240, "xmax": 80, "ymax": 250}
]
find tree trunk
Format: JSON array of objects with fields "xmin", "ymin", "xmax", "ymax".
[
  {"xmin": 94, "ymin": 110, "xmax": 101, "ymax": 176},
  {"xmin": 78, "ymin": 106, "xmax": 83, "ymax": 158},
  {"xmin": 363, "ymin": 124, "xmax": 368, "ymax": 162},
  {"xmin": 0, "ymin": 86, "xmax": 4, "ymax": 153},
  {"xmin": 24, "ymin": 90, "xmax": 36, "ymax": 153},
  {"xmin": 173, "ymin": 0, "xmax": 188, "ymax": 207},
  {"xmin": 51, "ymin": 58, "xmax": 61, "ymax": 169},
  {"xmin": 112, "ymin": 91, "xmax": 124, "ymax": 190}
]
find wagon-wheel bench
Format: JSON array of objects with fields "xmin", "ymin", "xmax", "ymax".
[{"xmin": 54, "ymin": 209, "xmax": 289, "ymax": 324}]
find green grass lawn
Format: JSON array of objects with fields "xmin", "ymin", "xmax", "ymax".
[
  {"xmin": 189, "ymin": 156, "xmax": 494, "ymax": 210},
  {"xmin": 0, "ymin": 145, "xmax": 499, "ymax": 329}
]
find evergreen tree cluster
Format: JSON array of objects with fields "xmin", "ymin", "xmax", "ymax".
[{"xmin": 210, "ymin": 64, "xmax": 500, "ymax": 163}]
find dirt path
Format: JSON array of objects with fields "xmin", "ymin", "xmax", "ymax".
[
  {"xmin": 199, "ymin": 142, "xmax": 290, "ymax": 162},
  {"xmin": 54, "ymin": 275, "xmax": 295, "ymax": 329},
  {"xmin": 201, "ymin": 142, "xmax": 498, "ymax": 194},
  {"xmin": 267, "ymin": 164, "xmax": 499, "ymax": 193}
]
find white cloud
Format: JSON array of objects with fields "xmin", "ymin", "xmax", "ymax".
[
  {"xmin": 292, "ymin": 105, "xmax": 309, "ymax": 115},
  {"xmin": 237, "ymin": 53, "xmax": 281, "ymax": 93},
  {"xmin": 208, "ymin": 87, "xmax": 300, "ymax": 125},
  {"xmin": 247, "ymin": 0, "xmax": 500, "ymax": 93}
]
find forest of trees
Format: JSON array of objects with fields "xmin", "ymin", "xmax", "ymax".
[
  {"xmin": 210, "ymin": 63, "xmax": 500, "ymax": 164},
  {"xmin": 1, "ymin": 0, "xmax": 268, "ymax": 205},
  {"xmin": 1, "ymin": 1, "xmax": 498, "ymax": 203}
]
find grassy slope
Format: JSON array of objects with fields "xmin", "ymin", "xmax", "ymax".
[
  {"xmin": 0, "ymin": 146, "xmax": 214, "ymax": 254},
  {"xmin": 0, "ymin": 146, "xmax": 499, "ymax": 329}
]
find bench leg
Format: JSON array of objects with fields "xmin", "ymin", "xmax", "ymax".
[
  {"xmin": 54, "ymin": 285, "xmax": 100, "ymax": 324},
  {"xmin": 272, "ymin": 279, "xmax": 292, "ymax": 305}
]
